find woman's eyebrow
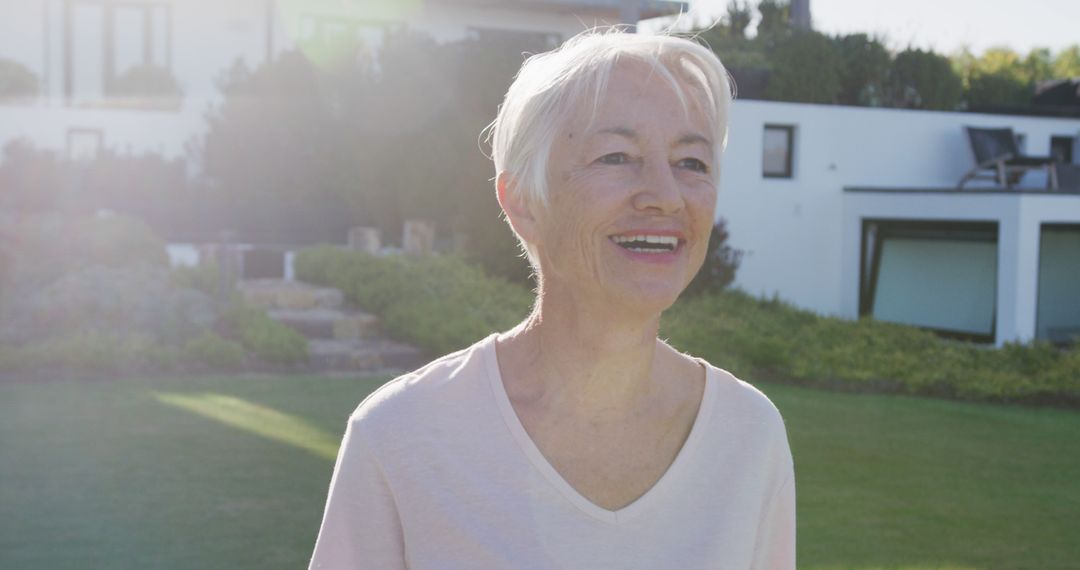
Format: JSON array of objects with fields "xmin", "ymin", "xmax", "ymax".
[
  {"xmin": 593, "ymin": 126, "xmax": 638, "ymax": 140},
  {"xmin": 676, "ymin": 133, "xmax": 713, "ymax": 148},
  {"xmin": 591, "ymin": 127, "xmax": 711, "ymax": 148}
]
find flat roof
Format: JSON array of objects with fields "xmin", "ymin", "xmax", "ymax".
[
  {"xmin": 845, "ymin": 187, "xmax": 1080, "ymax": 196},
  {"xmin": 431, "ymin": 0, "xmax": 688, "ymax": 20}
]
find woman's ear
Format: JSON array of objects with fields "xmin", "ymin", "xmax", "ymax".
[{"xmin": 496, "ymin": 173, "xmax": 540, "ymax": 244}]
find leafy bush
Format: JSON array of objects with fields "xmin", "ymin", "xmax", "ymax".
[
  {"xmin": 296, "ymin": 247, "xmax": 532, "ymax": 355},
  {"xmin": 5, "ymin": 266, "xmax": 215, "ymax": 346},
  {"xmin": 301, "ymin": 247, "xmax": 1078, "ymax": 407},
  {"xmin": 0, "ymin": 58, "xmax": 38, "ymax": 99},
  {"xmin": 170, "ymin": 262, "xmax": 220, "ymax": 297},
  {"xmin": 1, "ymin": 212, "xmax": 168, "ymax": 297},
  {"xmin": 2, "ymin": 332, "xmax": 158, "ymax": 373},
  {"xmin": 221, "ymin": 303, "xmax": 309, "ymax": 366},
  {"xmin": 181, "ymin": 331, "xmax": 247, "ymax": 369},
  {"xmin": 662, "ymin": 290, "xmax": 1080, "ymax": 406},
  {"xmin": 0, "ymin": 210, "xmax": 310, "ymax": 374},
  {"xmin": 108, "ymin": 64, "xmax": 183, "ymax": 105}
]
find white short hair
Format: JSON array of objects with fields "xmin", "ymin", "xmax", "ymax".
[{"xmin": 487, "ymin": 28, "xmax": 733, "ymax": 268}]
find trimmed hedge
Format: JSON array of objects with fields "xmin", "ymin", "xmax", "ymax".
[
  {"xmin": 662, "ymin": 290, "xmax": 1080, "ymax": 406},
  {"xmin": 295, "ymin": 247, "xmax": 533, "ymax": 355},
  {"xmin": 297, "ymin": 248, "xmax": 1078, "ymax": 406}
]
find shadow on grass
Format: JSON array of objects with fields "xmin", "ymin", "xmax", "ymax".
[{"xmin": 154, "ymin": 391, "xmax": 340, "ymax": 461}]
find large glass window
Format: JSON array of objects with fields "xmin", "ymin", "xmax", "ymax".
[
  {"xmin": 64, "ymin": 1, "xmax": 172, "ymax": 103},
  {"xmin": 1036, "ymin": 224, "xmax": 1080, "ymax": 344},
  {"xmin": 860, "ymin": 220, "xmax": 998, "ymax": 341},
  {"xmin": 67, "ymin": 2, "xmax": 106, "ymax": 102}
]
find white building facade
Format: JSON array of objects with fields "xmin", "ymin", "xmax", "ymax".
[
  {"xmin": 720, "ymin": 100, "xmax": 1080, "ymax": 346},
  {"xmin": 0, "ymin": 0, "xmax": 684, "ymax": 161}
]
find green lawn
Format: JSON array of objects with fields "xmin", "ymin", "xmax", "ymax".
[{"xmin": 1, "ymin": 375, "xmax": 1077, "ymax": 569}]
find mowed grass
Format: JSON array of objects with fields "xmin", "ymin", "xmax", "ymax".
[{"xmin": 1, "ymin": 375, "xmax": 1078, "ymax": 569}]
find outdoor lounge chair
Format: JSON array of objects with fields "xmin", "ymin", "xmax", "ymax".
[{"xmin": 957, "ymin": 127, "xmax": 1059, "ymax": 190}]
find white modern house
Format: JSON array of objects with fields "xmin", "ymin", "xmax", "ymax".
[
  {"xmin": 3, "ymin": 1, "xmax": 1076, "ymax": 347},
  {"xmin": 0, "ymin": 0, "xmax": 685, "ymax": 161},
  {"xmin": 719, "ymin": 100, "xmax": 1080, "ymax": 346}
]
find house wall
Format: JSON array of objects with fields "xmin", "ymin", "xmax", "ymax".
[
  {"xmin": 0, "ymin": 0, "xmax": 280, "ymax": 160},
  {"xmin": 415, "ymin": 3, "xmax": 611, "ymax": 43},
  {"xmin": 0, "ymin": 0, "xmax": 638, "ymax": 161},
  {"xmin": 719, "ymin": 99, "xmax": 1080, "ymax": 341}
]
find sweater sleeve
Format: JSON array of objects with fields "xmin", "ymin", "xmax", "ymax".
[
  {"xmin": 751, "ymin": 468, "xmax": 796, "ymax": 570},
  {"xmin": 309, "ymin": 417, "xmax": 407, "ymax": 570}
]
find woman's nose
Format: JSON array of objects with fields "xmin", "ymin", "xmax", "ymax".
[{"xmin": 631, "ymin": 158, "xmax": 684, "ymax": 215}]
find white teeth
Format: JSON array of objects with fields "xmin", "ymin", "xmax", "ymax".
[{"xmin": 610, "ymin": 234, "xmax": 680, "ymax": 250}]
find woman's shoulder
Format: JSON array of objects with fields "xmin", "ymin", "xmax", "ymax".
[
  {"xmin": 694, "ymin": 358, "xmax": 787, "ymax": 432},
  {"xmin": 348, "ymin": 333, "xmax": 498, "ymax": 435}
]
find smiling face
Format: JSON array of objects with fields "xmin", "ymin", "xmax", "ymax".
[{"xmin": 529, "ymin": 60, "xmax": 719, "ymax": 315}]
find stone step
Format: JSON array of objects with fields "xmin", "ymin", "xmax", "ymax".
[
  {"xmin": 308, "ymin": 339, "xmax": 427, "ymax": 373},
  {"xmin": 239, "ymin": 279, "xmax": 344, "ymax": 310},
  {"xmin": 268, "ymin": 308, "xmax": 380, "ymax": 340}
]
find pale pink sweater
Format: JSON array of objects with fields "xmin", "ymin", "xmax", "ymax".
[{"xmin": 310, "ymin": 334, "xmax": 795, "ymax": 569}]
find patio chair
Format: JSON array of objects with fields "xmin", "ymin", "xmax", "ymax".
[{"xmin": 957, "ymin": 127, "xmax": 1059, "ymax": 190}]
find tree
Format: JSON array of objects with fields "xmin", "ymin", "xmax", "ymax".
[
  {"xmin": 834, "ymin": 33, "xmax": 891, "ymax": 106},
  {"xmin": 683, "ymin": 220, "xmax": 742, "ymax": 296},
  {"xmin": 196, "ymin": 52, "xmax": 361, "ymax": 242},
  {"xmin": 1024, "ymin": 48, "xmax": 1055, "ymax": 84},
  {"xmin": 194, "ymin": 31, "xmax": 536, "ymax": 281},
  {"xmin": 755, "ymin": 0, "xmax": 790, "ymax": 39},
  {"xmin": 888, "ymin": 48, "xmax": 963, "ymax": 110},
  {"xmin": 1052, "ymin": 45, "xmax": 1080, "ymax": 78},
  {"xmin": 724, "ymin": 1, "xmax": 754, "ymax": 40},
  {"xmin": 958, "ymin": 47, "xmax": 1032, "ymax": 109},
  {"xmin": 764, "ymin": 30, "xmax": 843, "ymax": 104}
]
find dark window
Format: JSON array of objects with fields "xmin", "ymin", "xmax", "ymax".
[
  {"xmin": 762, "ymin": 124, "xmax": 794, "ymax": 178},
  {"xmin": 859, "ymin": 219, "xmax": 998, "ymax": 343},
  {"xmin": 1050, "ymin": 136, "xmax": 1075, "ymax": 164},
  {"xmin": 63, "ymin": 1, "xmax": 173, "ymax": 102}
]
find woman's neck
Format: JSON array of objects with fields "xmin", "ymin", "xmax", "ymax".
[{"xmin": 497, "ymin": 282, "xmax": 669, "ymax": 420}]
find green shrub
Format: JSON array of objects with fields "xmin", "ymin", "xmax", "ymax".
[
  {"xmin": 296, "ymin": 247, "xmax": 532, "ymax": 355},
  {"xmin": 170, "ymin": 262, "xmax": 220, "ymax": 297},
  {"xmin": 222, "ymin": 304, "xmax": 309, "ymax": 366},
  {"xmin": 298, "ymin": 248, "xmax": 1079, "ymax": 407},
  {"xmin": 7, "ymin": 266, "xmax": 215, "ymax": 346},
  {"xmin": 663, "ymin": 289, "xmax": 1080, "ymax": 406},
  {"xmin": 9, "ymin": 332, "xmax": 155, "ymax": 372},
  {"xmin": 182, "ymin": 331, "xmax": 247, "ymax": 369},
  {"xmin": 108, "ymin": 64, "xmax": 183, "ymax": 105},
  {"xmin": 3, "ymin": 212, "xmax": 168, "ymax": 296},
  {"xmin": 0, "ymin": 58, "xmax": 38, "ymax": 99}
]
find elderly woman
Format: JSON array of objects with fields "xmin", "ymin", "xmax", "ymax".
[{"xmin": 310, "ymin": 29, "xmax": 794, "ymax": 569}]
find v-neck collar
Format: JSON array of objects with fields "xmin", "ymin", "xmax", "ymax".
[{"xmin": 480, "ymin": 333, "xmax": 717, "ymax": 525}]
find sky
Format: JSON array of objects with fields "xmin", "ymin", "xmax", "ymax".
[{"xmin": 684, "ymin": 0, "xmax": 1080, "ymax": 56}]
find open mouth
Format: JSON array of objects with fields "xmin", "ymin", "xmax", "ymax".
[{"xmin": 609, "ymin": 234, "xmax": 681, "ymax": 253}]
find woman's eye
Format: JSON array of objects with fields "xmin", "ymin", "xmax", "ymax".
[
  {"xmin": 677, "ymin": 158, "xmax": 709, "ymax": 173},
  {"xmin": 597, "ymin": 153, "xmax": 629, "ymax": 165}
]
